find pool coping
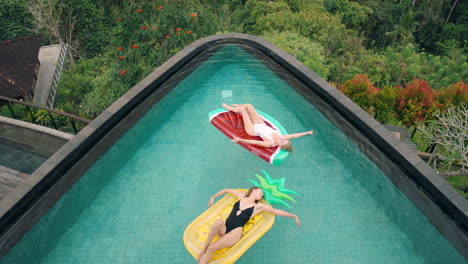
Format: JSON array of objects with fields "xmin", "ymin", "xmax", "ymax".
[{"xmin": 0, "ymin": 33, "xmax": 466, "ymax": 259}]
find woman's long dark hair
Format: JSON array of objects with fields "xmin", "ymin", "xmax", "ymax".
[{"xmin": 246, "ymin": 186, "xmax": 263, "ymax": 203}]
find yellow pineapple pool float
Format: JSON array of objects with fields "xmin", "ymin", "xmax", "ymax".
[
  {"xmin": 184, "ymin": 171, "xmax": 299, "ymax": 263},
  {"xmin": 183, "ymin": 189, "xmax": 275, "ymax": 264}
]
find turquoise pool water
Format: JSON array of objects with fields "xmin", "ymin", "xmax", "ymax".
[
  {"xmin": 0, "ymin": 139, "xmax": 47, "ymax": 174},
  {"xmin": 1, "ymin": 45, "xmax": 464, "ymax": 263}
]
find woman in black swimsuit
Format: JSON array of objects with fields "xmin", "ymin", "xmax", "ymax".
[{"xmin": 197, "ymin": 187, "xmax": 301, "ymax": 264}]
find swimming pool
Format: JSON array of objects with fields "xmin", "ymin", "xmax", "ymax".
[
  {"xmin": 0, "ymin": 138, "xmax": 47, "ymax": 175},
  {"xmin": 1, "ymin": 44, "xmax": 464, "ymax": 263}
]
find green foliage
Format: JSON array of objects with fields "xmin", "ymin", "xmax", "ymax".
[
  {"xmin": 435, "ymin": 37, "xmax": 465, "ymax": 58},
  {"xmin": 380, "ymin": 44, "xmax": 426, "ymax": 87},
  {"xmin": 380, "ymin": 44, "xmax": 467, "ymax": 89},
  {"xmin": 446, "ymin": 176, "xmax": 468, "ymax": 198},
  {"xmin": 261, "ymin": 31, "xmax": 329, "ymax": 79},
  {"xmin": 324, "ymin": 0, "xmax": 373, "ymax": 30},
  {"xmin": 438, "ymin": 22, "xmax": 467, "ymax": 56},
  {"xmin": 33, "ymin": 109, "xmax": 52, "ymax": 126},
  {"xmin": 110, "ymin": 1, "xmax": 202, "ymax": 69},
  {"xmin": 360, "ymin": 0, "xmax": 466, "ymax": 54},
  {"xmin": 51, "ymin": 0, "xmax": 466, "ymax": 121},
  {"xmin": 0, "ymin": 104, "xmax": 30, "ymax": 121},
  {"xmin": 327, "ymin": 39, "xmax": 385, "ymax": 86},
  {"xmin": 422, "ymin": 52, "xmax": 467, "ymax": 89},
  {"xmin": 242, "ymin": 0, "xmax": 369, "ymax": 86},
  {"xmin": 412, "ymin": 128, "xmax": 433, "ymax": 152},
  {"xmin": 375, "ymin": 86, "xmax": 398, "ymax": 124},
  {"xmin": 103, "ymin": 1, "xmax": 229, "ymax": 105},
  {"xmin": 412, "ymin": 0, "xmax": 463, "ymax": 53},
  {"xmin": 56, "ymin": 56, "xmax": 113, "ymax": 116},
  {"xmin": 385, "ymin": 9, "xmax": 419, "ymax": 45},
  {"xmin": 360, "ymin": 0, "xmax": 412, "ymax": 49},
  {"xmin": 80, "ymin": 67, "xmax": 126, "ymax": 118},
  {"xmin": 241, "ymin": 0, "xmax": 292, "ymax": 34},
  {"xmin": 241, "ymin": 0, "xmax": 466, "ymax": 93},
  {"xmin": 0, "ymin": 0, "xmax": 33, "ymax": 40},
  {"xmin": 243, "ymin": 0, "xmax": 346, "ymax": 54},
  {"xmin": 6, "ymin": 107, "xmax": 71, "ymax": 132},
  {"xmin": 59, "ymin": 0, "xmax": 116, "ymax": 58},
  {"xmin": 56, "ymin": 0, "xmax": 242, "ymax": 116}
]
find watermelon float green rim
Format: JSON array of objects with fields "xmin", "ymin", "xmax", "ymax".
[{"xmin": 209, "ymin": 108, "xmax": 289, "ymax": 166}]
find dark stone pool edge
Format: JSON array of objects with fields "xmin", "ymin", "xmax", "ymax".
[{"xmin": 0, "ymin": 33, "xmax": 466, "ymax": 259}]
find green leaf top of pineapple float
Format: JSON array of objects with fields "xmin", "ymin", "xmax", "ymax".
[{"xmin": 249, "ymin": 170, "xmax": 299, "ymax": 208}]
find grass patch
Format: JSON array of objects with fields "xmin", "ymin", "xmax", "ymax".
[{"xmin": 446, "ymin": 176, "xmax": 468, "ymax": 199}]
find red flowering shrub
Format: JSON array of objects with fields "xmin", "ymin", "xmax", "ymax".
[
  {"xmin": 157, "ymin": 6, "xmax": 163, "ymax": 10},
  {"xmin": 119, "ymin": 56, "xmax": 125, "ymax": 60},
  {"xmin": 165, "ymin": 35, "xmax": 170, "ymax": 39},
  {"xmin": 119, "ymin": 70, "xmax": 127, "ymax": 75},
  {"xmin": 190, "ymin": 13, "xmax": 197, "ymax": 18},
  {"xmin": 338, "ymin": 74, "xmax": 380, "ymax": 115},
  {"xmin": 396, "ymin": 79, "xmax": 440, "ymax": 126},
  {"xmin": 141, "ymin": 25, "xmax": 147, "ymax": 30},
  {"xmin": 439, "ymin": 81, "xmax": 468, "ymax": 109},
  {"xmin": 136, "ymin": 9, "xmax": 143, "ymax": 13},
  {"xmin": 131, "ymin": 44, "xmax": 138, "ymax": 49},
  {"xmin": 176, "ymin": 28, "xmax": 182, "ymax": 31},
  {"xmin": 186, "ymin": 30, "xmax": 192, "ymax": 34},
  {"xmin": 117, "ymin": 46, "xmax": 123, "ymax": 51}
]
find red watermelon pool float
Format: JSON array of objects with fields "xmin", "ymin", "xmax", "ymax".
[{"xmin": 209, "ymin": 108, "xmax": 289, "ymax": 166}]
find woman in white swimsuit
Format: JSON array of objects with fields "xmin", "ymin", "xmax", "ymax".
[{"xmin": 222, "ymin": 103, "xmax": 313, "ymax": 151}]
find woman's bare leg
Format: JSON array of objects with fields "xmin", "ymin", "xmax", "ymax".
[
  {"xmin": 242, "ymin": 103, "xmax": 265, "ymax": 124},
  {"xmin": 222, "ymin": 103, "xmax": 255, "ymax": 136},
  {"xmin": 222, "ymin": 103, "xmax": 243, "ymax": 113},
  {"xmin": 199, "ymin": 228, "xmax": 242, "ymax": 264},
  {"xmin": 197, "ymin": 219, "xmax": 226, "ymax": 262}
]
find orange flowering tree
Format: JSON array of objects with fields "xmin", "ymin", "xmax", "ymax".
[
  {"xmin": 77, "ymin": 1, "xmax": 240, "ymax": 117},
  {"xmin": 439, "ymin": 81, "xmax": 468, "ymax": 110},
  {"xmin": 111, "ymin": 2, "xmax": 202, "ymax": 85},
  {"xmin": 338, "ymin": 74, "xmax": 380, "ymax": 116}
]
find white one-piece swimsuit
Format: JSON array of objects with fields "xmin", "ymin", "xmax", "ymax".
[{"xmin": 253, "ymin": 123, "xmax": 282, "ymax": 147}]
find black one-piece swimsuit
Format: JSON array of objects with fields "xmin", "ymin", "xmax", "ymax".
[{"xmin": 225, "ymin": 200, "xmax": 255, "ymax": 234}]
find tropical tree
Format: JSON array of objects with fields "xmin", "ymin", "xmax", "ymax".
[{"xmin": 425, "ymin": 105, "xmax": 468, "ymax": 176}]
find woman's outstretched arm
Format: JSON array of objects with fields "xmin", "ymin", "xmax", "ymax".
[
  {"xmin": 232, "ymin": 137, "xmax": 272, "ymax": 147},
  {"xmin": 257, "ymin": 204, "xmax": 301, "ymax": 227},
  {"xmin": 208, "ymin": 189, "xmax": 245, "ymax": 207},
  {"xmin": 283, "ymin": 130, "xmax": 313, "ymax": 140}
]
